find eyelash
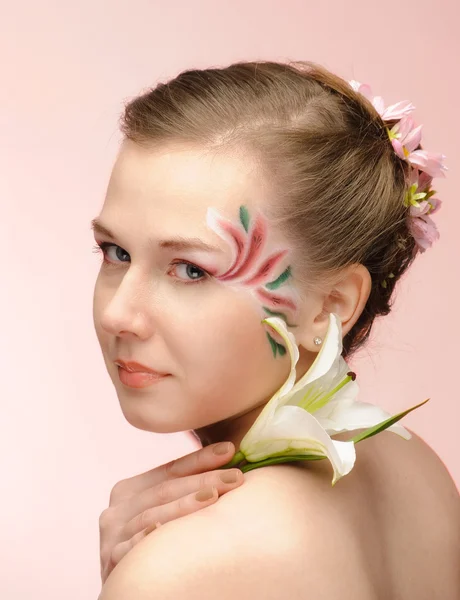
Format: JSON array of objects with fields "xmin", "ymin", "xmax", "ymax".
[{"xmin": 92, "ymin": 242, "xmax": 210, "ymax": 285}]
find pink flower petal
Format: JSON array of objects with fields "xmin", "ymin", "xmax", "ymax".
[
  {"xmin": 416, "ymin": 171, "xmax": 433, "ymax": 192},
  {"xmin": 408, "ymin": 150, "xmax": 448, "ymax": 178},
  {"xmin": 398, "ymin": 115, "xmax": 416, "ymax": 140},
  {"xmin": 408, "ymin": 215, "xmax": 439, "ymax": 252},
  {"xmin": 404, "ymin": 124, "xmax": 423, "ymax": 153},
  {"xmin": 381, "ymin": 100, "xmax": 415, "ymax": 120},
  {"xmin": 355, "ymin": 82, "xmax": 373, "ymax": 100},
  {"xmin": 349, "ymin": 80, "xmax": 361, "ymax": 92},
  {"xmin": 410, "ymin": 200, "xmax": 431, "ymax": 217},
  {"xmin": 391, "ymin": 139, "xmax": 406, "ymax": 159},
  {"xmin": 429, "ymin": 197, "xmax": 442, "ymax": 215},
  {"xmin": 372, "ymin": 96, "xmax": 385, "ymax": 116}
]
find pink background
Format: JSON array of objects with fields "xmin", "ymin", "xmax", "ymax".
[{"xmin": 2, "ymin": 1, "xmax": 458, "ymax": 598}]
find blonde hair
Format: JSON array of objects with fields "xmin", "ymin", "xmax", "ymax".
[{"xmin": 119, "ymin": 60, "xmax": 416, "ymax": 357}]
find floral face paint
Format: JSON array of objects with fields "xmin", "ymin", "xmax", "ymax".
[{"xmin": 206, "ymin": 205, "xmax": 301, "ymax": 358}]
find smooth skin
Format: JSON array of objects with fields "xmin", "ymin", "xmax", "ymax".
[
  {"xmin": 99, "ymin": 441, "xmax": 242, "ymax": 584},
  {"xmin": 99, "ymin": 428, "xmax": 460, "ymax": 600},
  {"xmin": 94, "ymin": 141, "xmax": 460, "ymax": 599},
  {"xmin": 99, "ymin": 430, "xmax": 460, "ymax": 600}
]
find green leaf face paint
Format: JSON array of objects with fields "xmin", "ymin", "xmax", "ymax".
[
  {"xmin": 265, "ymin": 266, "xmax": 292, "ymax": 290},
  {"xmin": 239, "ymin": 205, "xmax": 250, "ymax": 232},
  {"xmin": 206, "ymin": 205, "xmax": 300, "ymax": 357}
]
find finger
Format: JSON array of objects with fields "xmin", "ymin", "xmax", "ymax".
[
  {"xmin": 113, "ymin": 487, "xmax": 218, "ymax": 564},
  {"xmin": 110, "ymin": 521, "xmax": 163, "ymax": 567},
  {"xmin": 112, "ymin": 442, "xmax": 236, "ymax": 500},
  {"xmin": 124, "ymin": 486, "xmax": 219, "ymax": 540},
  {"xmin": 121, "ymin": 471, "xmax": 242, "ymax": 540}
]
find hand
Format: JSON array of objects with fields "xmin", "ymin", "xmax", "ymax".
[{"xmin": 99, "ymin": 442, "xmax": 243, "ymax": 584}]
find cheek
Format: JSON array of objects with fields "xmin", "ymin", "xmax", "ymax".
[
  {"xmin": 92, "ymin": 278, "xmax": 110, "ymax": 336},
  {"xmin": 165, "ymin": 286, "xmax": 291, "ymax": 421},
  {"xmin": 209, "ymin": 313, "xmax": 289, "ymax": 400},
  {"xmin": 92, "ymin": 280, "xmax": 104, "ymax": 340},
  {"xmin": 92, "ymin": 277, "xmax": 117, "ymax": 355}
]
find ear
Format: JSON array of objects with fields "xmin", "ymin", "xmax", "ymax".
[{"xmin": 295, "ymin": 264, "xmax": 371, "ymax": 352}]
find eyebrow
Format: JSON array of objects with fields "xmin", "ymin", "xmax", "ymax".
[{"xmin": 90, "ymin": 218, "xmax": 223, "ymax": 253}]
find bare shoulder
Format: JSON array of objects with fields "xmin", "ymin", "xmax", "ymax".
[
  {"xmin": 353, "ymin": 427, "xmax": 460, "ymax": 511},
  {"xmin": 99, "ymin": 432, "xmax": 460, "ymax": 599},
  {"xmin": 99, "ymin": 464, "xmax": 375, "ymax": 600}
]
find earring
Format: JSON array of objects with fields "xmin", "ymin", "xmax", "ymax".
[{"xmin": 313, "ymin": 336, "xmax": 323, "ymax": 346}]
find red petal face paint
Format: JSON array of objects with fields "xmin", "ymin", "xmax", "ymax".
[
  {"xmin": 243, "ymin": 250, "xmax": 289, "ymax": 287},
  {"xmin": 254, "ymin": 287, "xmax": 298, "ymax": 312},
  {"xmin": 220, "ymin": 213, "xmax": 267, "ymax": 280},
  {"xmin": 206, "ymin": 205, "xmax": 301, "ymax": 357}
]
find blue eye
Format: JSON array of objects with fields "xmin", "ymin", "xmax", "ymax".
[
  {"xmin": 169, "ymin": 260, "xmax": 208, "ymax": 284},
  {"xmin": 93, "ymin": 242, "xmax": 130, "ymax": 264},
  {"xmin": 92, "ymin": 242, "xmax": 209, "ymax": 285}
]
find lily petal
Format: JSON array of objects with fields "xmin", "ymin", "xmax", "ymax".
[
  {"xmin": 286, "ymin": 354, "xmax": 350, "ymax": 414},
  {"xmin": 241, "ymin": 405, "xmax": 356, "ymax": 485},
  {"xmin": 241, "ymin": 317, "xmax": 300, "ymax": 443},
  {"xmin": 290, "ymin": 313, "xmax": 343, "ymax": 394},
  {"xmin": 235, "ymin": 312, "xmax": 417, "ymax": 485},
  {"xmin": 314, "ymin": 395, "xmax": 412, "ymax": 440}
]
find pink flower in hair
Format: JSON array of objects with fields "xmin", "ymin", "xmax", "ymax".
[
  {"xmin": 414, "ymin": 170, "xmax": 434, "ymax": 193},
  {"xmin": 388, "ymin": 116, "xmax": 447, "ymax": 179},
  {"xmin": 388, "ymin": 116, "xmax": 423, "ymax": 158},
  {"xmin": 405, "ymin": 168, "xmax": 432, "ymax": 208},
  {"xmin": 406, "ymin": 149, "xmax": 448, "ymax": 179},
  {"xmin": 410, "ymin": 197, "xmax": 442, "ymax": 218},
  {"xmin": 405, "ymin": 169, "xmax": 442, "ymax": 253},
  {"xmin": 408, "ymin": 212, "xmax": 440, "ymax": 253},
  {"xmin": 351, "ymin": 77, "xmax": 446, "ymax": 253},
  {"xmin": 349, "ymin": 80, "xmax": 415, "ymax": 120},
  {"xmin": 387, "ymin": 117, "xmax": 447, "ymax": 177}
]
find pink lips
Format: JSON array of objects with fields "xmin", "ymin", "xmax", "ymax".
[
  {"xmin": 115, "ymin": 360, "xmax": 170, "ymax": 389},
  {"xmin": 115, "ymin": 359, "xmax": 168, "ymax": 375}
]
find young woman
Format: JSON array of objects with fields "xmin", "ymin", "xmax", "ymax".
[{"xmin": 94, "ymin": 60, "xmax": 460, "ymax": 599}]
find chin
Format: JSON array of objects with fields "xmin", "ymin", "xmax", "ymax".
[{"xmin": 117, "ymin": 403, "xmax": 194, "ymax": 434}]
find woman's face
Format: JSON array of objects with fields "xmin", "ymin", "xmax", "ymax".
[{"xmin": 92, "ymin": 140, "xmax": 308, "ymax": 446}]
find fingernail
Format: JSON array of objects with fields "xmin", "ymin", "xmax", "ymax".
[
  {"xmin": 213, "ymin": 442, "xmax": 231, "ymax": 455},
  {"xmin": 144, "ymin": 522, "xmax": 160, "ymax": 535},
  {"xmin": 219, "ymin": 470, "xmax": 239, "ymax": 484},
  {"xmin": 195, "ymin": 487, "xmax": 215, "ymax": 502}
]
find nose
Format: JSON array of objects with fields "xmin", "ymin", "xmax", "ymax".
[{"xmin": 98, "ymin": 270, "xmax": 157, "ymax": 340}]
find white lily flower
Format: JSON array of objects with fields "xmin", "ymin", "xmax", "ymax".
[{"xmin": 238, "ymin": 314, "xmax": 412, "ymax": 485}]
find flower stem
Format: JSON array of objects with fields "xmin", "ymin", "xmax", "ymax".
[
  {"xmin": 240, "ymin": 454, "xmax": 326, "ymax": 472},
  {"xmin": 222, "ymin": 451, "xmax": 246, "ymax": 469}
]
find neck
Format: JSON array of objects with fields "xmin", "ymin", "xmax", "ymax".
[{"xmin": 193, "ymin": 402, "xmax": 266, "ymax": 450}]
